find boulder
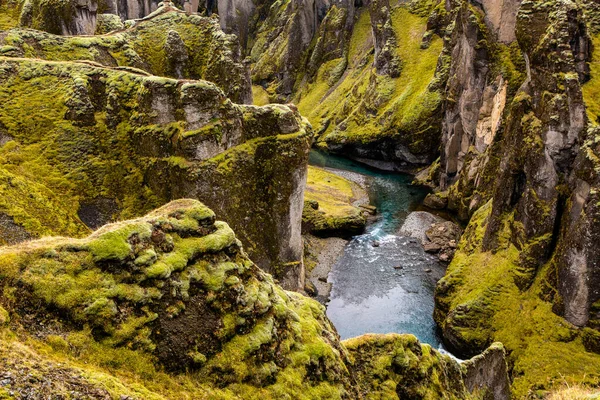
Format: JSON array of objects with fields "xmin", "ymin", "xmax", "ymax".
[{"xmin": 398, "ymin": 211, "xmax": 444, "ymax": 243}]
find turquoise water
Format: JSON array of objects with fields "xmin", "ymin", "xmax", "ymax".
[{"xmin": 309, "ymin": 150, "xmax": 443, "ymax": 347}]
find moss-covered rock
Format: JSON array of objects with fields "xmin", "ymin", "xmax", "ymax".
[
  {"xmin": 0, "ymin": 199, "xmax": 508, "ymax": 399},
  {"xmin": 302, "ymin": 166, "xmax": 367, "ymax": 237},
  {"xmin": 295, "ymin": 3, "xmax": 445, "ymax": 168},
  {"xmin": 0, "ymin": 56, "xmax": 309, "ymax": 289},
  {"xmin": 0, "ymin": 6, "xmax": 252, "ymax": 103}
]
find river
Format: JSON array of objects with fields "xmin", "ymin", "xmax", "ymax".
[{"xmin": 308, "ymin": 150, "xmax": 444, "ymax": 347}]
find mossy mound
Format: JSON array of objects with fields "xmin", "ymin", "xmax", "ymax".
[
  {"xmin": 0, "ymin": 6, "xmax": 252, "ymax": 103},
  {"xmin": 0, "ymin": 56, "xmax": 311, "ymax": 289},
  {"xmin": 0, "ymin": 199, "xmax": 355, "ymax": 398},
  {"xmin": 344, "ymin": 333, "xmax": 469, "ymax": 399},
  {"xmin": 302, "ymin": 166, "xmax": 367, "ymax": 237},
  {"xmin": 0, "ymin": 199, "xmax": 503, "ymax": 399}
]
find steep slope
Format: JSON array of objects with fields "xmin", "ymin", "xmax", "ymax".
[
  {"xmin": 427, "ymin": 0, "xmax": 600, "ymax": 396},
  {"xmin": 0, "ymin": 199, "xmax": 507, "ymax": 399}
]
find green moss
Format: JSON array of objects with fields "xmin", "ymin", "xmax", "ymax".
[
  {"xmin": 296, "ymin": 6, "xmax": 443, "ymax": 156},
  {"xmin": 437, "ymin": 201, "xmax": 600, "ymax": 398},
  {"xmin": 0, "ymin": 2, "xmax": 20, "ymax": 30},
  {"xmin": 302, "ymin": 166, "xmax": 366, "ymax": 235},
  {"xmin": 252, "ymin": 85, "xmax": 270, "ymax": 106},
  {"xmin": 583, "ymin": 34, "xmax": 600, "ymax": 124},
  {"xmin": 0, "ymin": 9, "xmax": 250, "ymax": 102},
  {"xmin": 343, "ymin": 333, "xmax": 468, "ymax": 399},
  {"xmin": 0, "ymin": 305, "xmax": 8, "ymax": 325}
]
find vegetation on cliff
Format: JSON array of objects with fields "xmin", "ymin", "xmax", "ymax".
[{"xmin": 302, "ymin": 166, "xmax": 367, "ymax": 237}]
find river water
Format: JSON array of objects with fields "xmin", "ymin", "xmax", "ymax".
[{"xmin": 308, "ymin": 150, "xmax": 444, "ymax": 347}]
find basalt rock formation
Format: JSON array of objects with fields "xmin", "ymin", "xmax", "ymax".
[{"xmin": 428, "ymin": 0, "xmax": 600, "ymax": 396}]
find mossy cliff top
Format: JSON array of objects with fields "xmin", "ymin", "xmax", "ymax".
[
  {"xmin": 0, "ymin": 6, "xmax": 252, "ymax": 103},
  {"xmin": 302, "ymin": 166, "xmax": 368, "ymax": 237},
  {"xmin": 0, "ymin": 55, "xmax": 311, "ymax": 289},
  {"xmin": 0, "ymin": 200, "xmax": 507, "ymax": 398}
]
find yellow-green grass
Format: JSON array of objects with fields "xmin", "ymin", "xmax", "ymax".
[
  {"xmin": 439, "ymin": 202, "xmax": 600, "ymax": 397},
  {"xmin": 252, "ymin": 85, "xmax": 270, "ymax": 106},
  {"xmin": 305, "ymin": 166, "xmax": 361, "ymax": 218},
  {"xmin": 583, "ymin": 34, "xmax": 600, "ymax": 125}
]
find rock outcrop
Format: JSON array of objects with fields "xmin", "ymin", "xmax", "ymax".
[
  {"xmin": 0, "ymin": 199, "xmax": 510, "ymax": 399},
  {"xmin": 17, "ymin": 0, "xmax": 99, "ymax": 35},
  {"xmin": 0, "ymin": 55, "xmax": 310, "ymax": 289},
  {"xmin": 0, "ymin": 6, "xmax": 252, "ymax": 103}
]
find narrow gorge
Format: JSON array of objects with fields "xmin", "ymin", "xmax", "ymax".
[{"xmin": 0, "ymin": 0, "xmax": 599, "ymax": 399}]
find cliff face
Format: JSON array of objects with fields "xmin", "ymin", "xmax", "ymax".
[
  {"xmin": 429, "ymin": 0, "xmax": 600, "ymax": 396},
  {"xmin": 0, "ymin": 199, "xmax": 508, "ymax": 399}
]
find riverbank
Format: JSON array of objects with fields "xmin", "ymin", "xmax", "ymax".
[
  {"xmin": 303, "ymin": 165, "xmax": 373, "ymax": 302},
  {"xmin": 305, "ymin": 150, "xmax": 448, "ymax": 347}
]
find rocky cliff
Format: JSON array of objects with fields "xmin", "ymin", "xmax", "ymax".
[
  {"xmin": 230, "ymin": 0, "xmax": 600, "ymax": 396},
  {"xmin": 427, "ymin": 0, "xmax": 600, "ymax": 396},
  {"xmin": 0, "ymin": 45, "xmax": 310, "ymax": 291}
]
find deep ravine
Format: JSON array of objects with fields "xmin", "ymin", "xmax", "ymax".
[{"xmin": 308, "ymin": 151, "xmax": 445, "ymax": 347}]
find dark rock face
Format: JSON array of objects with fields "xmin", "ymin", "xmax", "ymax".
[
  {"xmin": 432, "ymin": 0, "xmax": 600, "ymax": 393},
  {"xmin": 462, "ymin": 342, "xmax": 511, "ymax": 400},
  {"xmin": 251, "ymin": 0, "xmax": 356, "ymax": 98},
  {"xmin": 18, "ymin": 0, "xmax": 99, "ymax": 35},
  {"xmin": 439, "ymin": 2, "xmax": 493, "ymax": 190},
  {"xmin": 77, "ymin": 198, "xmax": 120, "ymax": 229}
]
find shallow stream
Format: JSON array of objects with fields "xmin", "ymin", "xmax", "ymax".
[{"xmin": 308, "ymin": 150, "xmax": 444, "ymax": 347}]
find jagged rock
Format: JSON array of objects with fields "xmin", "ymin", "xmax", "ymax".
[
  {"xmin": 424, "ymin": 192, "xmax": 448, "ymax": 209},
  {"xmin": 344, "ymin": 334, "xmax": 509, "ymax": 399},
  {"xmin": 15, "ymin": 0, "xmax": 98, "ymax": 35},
  {"xmin": 370, "ymin": 0, "xmax": 401, "ymax": 77},
  {"xmin": 462, "ymin": 342, "xmax": 511, "ymax": 400},
  {"xmin": 477, "ymin": 0, "xmax": 521, "ymax": 43},
  {"xmin": 164, "ymin": 29, "xmax": 188, "ymax": 78},
  {"xmin": 299, "ymin": 1, "xmax": 445, "ymax": 169},
  {"xmin": 251, "ymin": 0, "xmax": 356, "ymax": 97}
]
